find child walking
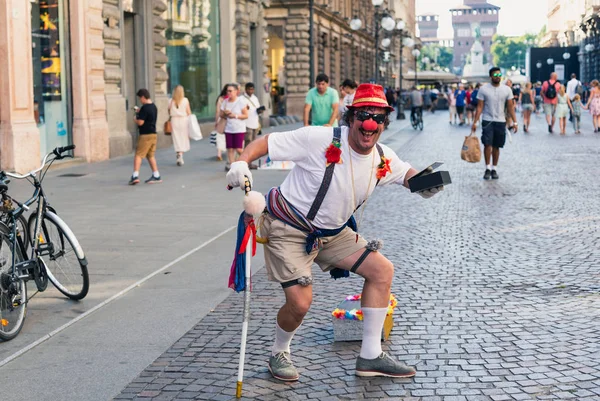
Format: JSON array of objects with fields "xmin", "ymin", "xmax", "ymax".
[{"xmin": 571, "ymin": 94, "xmax": 583, "ymax": 134}]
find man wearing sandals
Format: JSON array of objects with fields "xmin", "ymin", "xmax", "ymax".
[{"xmin": 226, "ymin": 84, "xmax": 443, "ymax": 381}]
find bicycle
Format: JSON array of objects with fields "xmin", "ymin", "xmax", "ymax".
[
  {"xmin": 410, "ymin": 106, "xmax": 424, "ymax": 131},
  {"xmin": 0, "ymin": 145, "xmax": 89, "ymax": 341}
]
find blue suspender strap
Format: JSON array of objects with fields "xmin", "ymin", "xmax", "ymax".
[{"xmin": 306, "ymin": 127, "xmax": 342, "ymax": 221}]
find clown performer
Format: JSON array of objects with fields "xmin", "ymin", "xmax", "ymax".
[{"xmin": 226, "ymin": 84, "xmax": 443, "ymax": 381}]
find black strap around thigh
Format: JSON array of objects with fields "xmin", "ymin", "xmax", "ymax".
[{"xmin": 350, "ymin": 249, "xmax": 372, "ymax": 273}]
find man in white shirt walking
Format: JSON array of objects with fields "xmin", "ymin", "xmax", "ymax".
[
  {"xmin": 243, "ymin": 82, "xmax": 263, "ymax": 169},
  {"xmin": 566, "ymin": 73, "xmax": 581, "ymax": 122}
]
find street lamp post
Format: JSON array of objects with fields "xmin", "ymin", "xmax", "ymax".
[
  {"xmin": 309, "ymin": 0, "xmax": 314, "ymax": 87},
  {"xmin": 350, "ymin": 0, "xmax": 395, "ymax": 84},
  {"xmin": 396, "ymin": 23, "xmax": 414, "ymax": 120},
  {"xmin": 412, "ymin": 47, "xmax": 421, "ymax": 87}
]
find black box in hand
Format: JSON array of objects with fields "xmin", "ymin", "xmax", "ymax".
[{"xmin": 408, "ymin": 162, "xmax": 452, "ymax": 193}]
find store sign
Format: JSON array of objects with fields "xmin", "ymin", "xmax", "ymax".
[{"xmin": 555, "ymin": 64, "xmax": 565, "ymax": 81}]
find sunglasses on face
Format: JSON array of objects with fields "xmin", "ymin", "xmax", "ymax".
[
  {"xmin": 355, "ymin": 111, "xmax": 387, "ymax": 124},
  {"xmin": 492, "ymin": 73, "xmax": 502, "ymax": 77}
]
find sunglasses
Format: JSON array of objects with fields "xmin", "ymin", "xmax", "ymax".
[
  {"xmin": 355, "ymin": 111, "xmax": 387, "ymax": 124},
  {"xmin": 492, "ymin": 73, "xmax": 502, "ymax": 77}
]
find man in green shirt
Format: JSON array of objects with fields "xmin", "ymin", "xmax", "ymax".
[{"xmin": 304, "ymin": 73, "xmax": 339, "ymax": 127}]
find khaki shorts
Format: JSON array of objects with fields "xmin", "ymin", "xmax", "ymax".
[
  {"xmin": 136, "ymin": 134, "xmax": 157, "ymax": 158},
  {"xmin": 245, "ymin": 128, "xmax": 259, "ymax": 147},
  {"xmin": 260, "ymin": 213, "xmax": 367, "ymax": 283},
  {"xmin": 543, "ymin": 103, "xmax": 556, "ymax": 116}
]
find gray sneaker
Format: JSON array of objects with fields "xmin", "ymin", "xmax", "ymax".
[
  {"xmin": 356, "ymin": 352, "xmax": 416, "ymax": 378},
  {"xmin": 268, "ymin": 352, "xmax": 299, "ymax": 382}
]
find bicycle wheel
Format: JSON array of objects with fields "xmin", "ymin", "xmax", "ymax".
[
  {"xmin": 418, "ymin": 118, "xmax": 424, "ymax": 131},
  {"xmin": 16, "ymin": 215, "xmax": 29, "ymax": 255},
  {"xmin": 410, "ymin": 115, "xmax": 417, "ymax": 129},
  {"xmin": 0, "ymin": 223, "xmax": 27, "ymax": 341},
  {"xmin": 29, "ymin": 211, "xmax": 89, "ymax": 300}
]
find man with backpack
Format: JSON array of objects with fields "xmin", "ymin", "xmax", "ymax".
[{"xmin": 542, "ymin": 72, "xmax": 561, "ymax": 133}]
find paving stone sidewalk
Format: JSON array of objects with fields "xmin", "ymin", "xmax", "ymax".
[{"xmin": 114, "ymin": 113, "xmax": 600, "ymax": 401}]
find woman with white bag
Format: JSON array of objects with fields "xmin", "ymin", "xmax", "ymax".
[{"xmin": 169, "ymin": 85, "xmax": 192, "ymax": 166}]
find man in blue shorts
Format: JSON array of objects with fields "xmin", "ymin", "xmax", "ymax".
[{"xmin": 471, "ymin": 67, "xmax": 517, "ymax": 180}]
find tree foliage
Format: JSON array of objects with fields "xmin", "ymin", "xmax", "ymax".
[
  {"xmin": 419, "ymin": 44, "xmax": 454, "ymax": 71},
  {"xmin": 491, "ymin": 33, "xmax": 537, "ymax": 70}
]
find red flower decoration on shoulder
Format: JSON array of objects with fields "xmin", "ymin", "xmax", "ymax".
[
  {"xmin": 376, "ymin": 156, "xmax": 392, "ymax": 179},
  {"xmin": 325, "ymin": 137, "xmax": 342, "ymax": 165}
]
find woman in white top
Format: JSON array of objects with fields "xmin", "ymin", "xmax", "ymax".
[
  {"xmin": 169, "ymin": 85, "xmax": 192, "ymax": 166},
  {"xmin": 220, "ymin": 83, "xmax": 248, "ymax": 170}
]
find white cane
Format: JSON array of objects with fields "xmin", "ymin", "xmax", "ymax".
[
  {"xmin": 235, "ymin": 176, "xmax": 261, "ymax": 398},
  {"xmin": 236, "ymin": 231, "xmax": 252, "ymax": 398}
]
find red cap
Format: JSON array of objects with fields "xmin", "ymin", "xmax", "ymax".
[{"xmin": 348, "ymin": 83, "xmax": 395, "ymax": 111}]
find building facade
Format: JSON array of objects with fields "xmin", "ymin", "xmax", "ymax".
[
  {"xmin": 417, "ymin": 13, "xmax": 439, "ymax": 39},
  {"xmin": 0, "ymin": 0, "xmax": 269, "ymax": 170},
  {"xmin": 450, "ymin": 0, "xmax": 499, "ymax": 72},
  {"xmin": 264, "ymin": 0, "xmax": 417, "ymax": 117}
]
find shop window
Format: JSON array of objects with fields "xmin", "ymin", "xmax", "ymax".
[
  {"xmin": 166, "ymin": 0, "xmax": 221, "ymax": 120},
  {"xmin": 31, "ymin": 0, "xmax": 72, "ymax": 156}
]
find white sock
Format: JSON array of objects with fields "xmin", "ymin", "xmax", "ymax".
[
  {"xmin": 487, "ymin": 164, "xmax": 492, "ymax": 170},
  {"xmin": 492, "ymin": 165, "xmax": 497, "ymax": 171},
  {"xmin": 132, "ymin": 171, "xmax": 139, "ymax": 178},
  {"xmin": 360, "ymin": 307, "xmax": 387, "ymax": 359},
  {"xmin": 272, "ymin": 321, "xmax": 298, "ymax": 355},
  {"xmin": 153, "ymin": 171, "xmax": 160, "ymax": 178}
]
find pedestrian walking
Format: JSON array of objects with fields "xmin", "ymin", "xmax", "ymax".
[
  {"xmin": 448, "ymin": 87, "xmax": 457, "ymax": 124},
  {"xmin": 430, "ymin": 87, "xmax": 439, "ymax": 113},
  {"xmin": 304, "ymin": 73, "xmax": 339, "ymax": 127},
  {"xmin": 584, "ymin": 79, "xmax": 600, "ymax": 132},
  {"xmin": 243, "ymin": 82, "xmax": 263, "ymax": 158},
  {"xmin": 570, "ymin": 94, "xmax": 583, "ymax": 134},
  {"xmin": 519, "ymin": 82, "xmax": 535, "ymax": 133},
  {"xmin": 225, "ymin": 83, "xmax": 443, "ymax": 382},
  {"xmin": 423, "ymin": 87, "xmax": 432, "ymax": 112},
  {"xmin": 471, "ymin": 67, "xmax": 517, "ymax": 180},
  {"xmin": 542, "ymin": 72, "xmax": 561, "ymax": 133},
  {"xmin": 169, "ymin": 85, "xmax": 192, "ymax": 166},
  {"xmin": 214, "ymin": 85, "xmax": 228, "ymax": 161},
  {"xmin": 465, "ymin": 85, "xmax": 474, "ymax": 124},
  {"xmin": 556, "ymin": 85, "xmax": 570, "ymax": 135},
  {"xmin": 566, "ymin": 73, "xmax": 582, "ymax": 122},
  {"xmin": 129, "ymin": 89, "xmax": 161, "ymax": 185},
  {"xmin": 221, "ymin": 83, "xmax": 249, "ymax": 171},
  {"xmin": 534, "ymin": 82, "xmax": 543, "ymax": 114},
  {"xmin": 454, "ymin": 84, "xmax": 467, "ymax": 125},
  {"xmin": 339, "ymin": 79, "xmax": 358, "ymax": 125}
]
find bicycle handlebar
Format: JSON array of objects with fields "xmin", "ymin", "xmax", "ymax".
[{"xmin": 3, "ymin": 145, "xmax": 76, "ymax": 180}]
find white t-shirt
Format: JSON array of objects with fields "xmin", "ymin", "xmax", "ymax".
[
  {"xmin": 268, "ymin": 126, "xmax": 412, "ymax": 229},
  {"xmin": 566, "ymin": 78, "xmax": 580, "ymax": 100},
  {"xmin": 339, "ymin": 92, "xmax": 355, "ymax": 115},
  {"xmin": 244, "ymin": 93, "xmax": 261, "ymax": 129},
  {"xmin": 221, "ymin": 97, "xmax": 248, "ymax": 133}
]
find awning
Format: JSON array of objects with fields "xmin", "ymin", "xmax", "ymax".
[{"xmin": 404, "ymin": 70, "xmax": 460, "ymax": 83}]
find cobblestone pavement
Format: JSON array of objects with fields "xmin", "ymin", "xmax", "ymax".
[{"xmin": 114, "ymin": 112, "xmax": 600, "ymax": 401}]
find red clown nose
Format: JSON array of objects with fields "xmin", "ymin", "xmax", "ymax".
[{"xmin": 362, "ymin": 119, "xmax": 378, "ymax": 131}]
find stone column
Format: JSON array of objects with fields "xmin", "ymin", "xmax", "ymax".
[
  {"xmin": 102, "ymin": 0, "xmax": 131, "ymax": 157},
  {"xmin": 70, "ymin": 0, "xmax": 110, "ymax": 162},
  {"xmin": 0, "ymin": 0, "xmax": 41, "ymax": 172},
  {"xmin": 150, "ymin": 0, "xmax": 171, "ymax": 149},
  {"xmin": 283, "ymin": 7, "xmax": 311, "ymax": 117}
]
